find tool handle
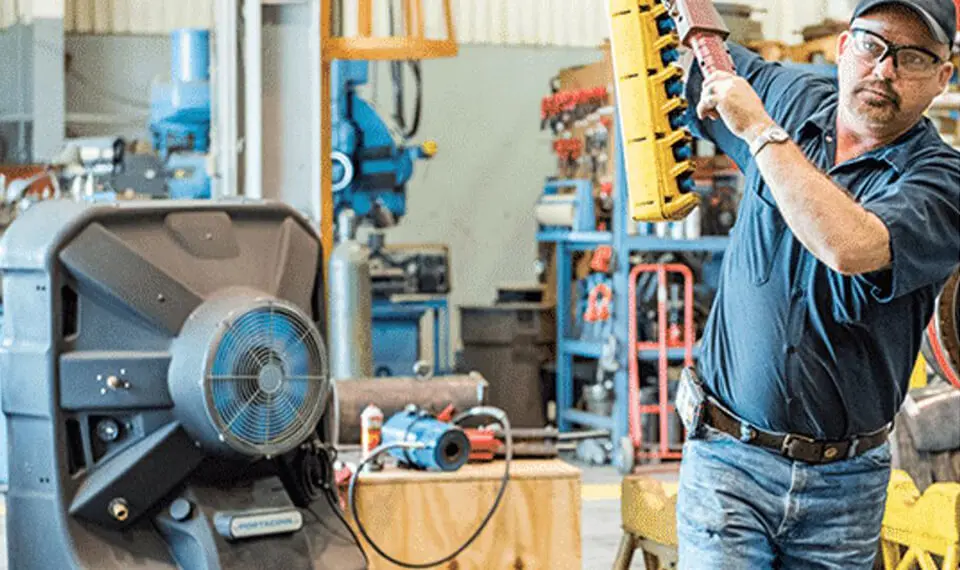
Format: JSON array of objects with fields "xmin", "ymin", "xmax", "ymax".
[
  {"xmin": 689, "ymin": 33, "xmax": 735, "ymax": 75},
  {"xmin": 667, "ymin": 0, "xmax": 736, "ymax": 76}
]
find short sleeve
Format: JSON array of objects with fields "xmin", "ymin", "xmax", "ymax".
[
  {"xmin": 859, "ymin": 159, "xmax": 960, "ymax": 301},
  {"xmin": 684, "ymin": 43, "xmax": 833, "ymax": 172}
]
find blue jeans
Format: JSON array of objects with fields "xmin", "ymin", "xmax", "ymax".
[{"xmin": 677, "ymin": 425, "xmax": 892, "ymax": 569}]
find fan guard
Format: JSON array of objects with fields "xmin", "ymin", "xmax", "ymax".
[
  {"xmin": 207, "ymin": 303, "xmax": 328, "ymax": 454},
  {"xmin": 170, "ymin": 295, "xmax": 329, "ymax": 458}
]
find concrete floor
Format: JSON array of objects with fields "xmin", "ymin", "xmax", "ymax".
[
  {"xmin": 580, "ymin": 462, "xmax": 636, "ymax": 569},
  {"xmin": 578, "ymin": 459, "xmax": 678, "ymax": 570},
  {"xmin": 0, "ymin": 460, "xmax": 673, "ymax": 570}
]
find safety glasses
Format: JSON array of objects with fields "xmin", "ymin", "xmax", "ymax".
[{"xmin": 849, "ymin": 28, "xmax": 945, "ymax": 78}]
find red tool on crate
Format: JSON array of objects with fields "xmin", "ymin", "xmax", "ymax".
[
  {"xmin": 627, "ymin": 263, "xmax": 696, "ymax": 463},
  {"xmin": 436, "ymin": 405, "xmax": 500, "ymax": 462}
]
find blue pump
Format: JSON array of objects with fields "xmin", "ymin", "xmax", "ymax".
[
  {"xmin": 150, "ymin": 29, "xmax": 212, "ymax": 200},
  {"xmin": 331, "ymin": 60, "xmax": 435, "ymax": 227},
  {"xmin": 381, "ymin": 407, "xmax": 471, "ymax": 472}
]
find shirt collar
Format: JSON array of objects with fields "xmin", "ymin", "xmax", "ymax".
[
  {"xmin": 797, "ymin": 99, "xmax": 838, "ymax": 140},
  {"xmin": 797, "ymin": 98, "xmax": 931, "ymax": 174}
]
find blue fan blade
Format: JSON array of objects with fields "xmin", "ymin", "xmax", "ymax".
[
  {"xmin": 285, "ymin": 378, "xmax": 309, "ymax": 401},
  {"xmin": 284, "ymin": 343, "xmax": 311, "ymax": 375},
  {"xmin": 212, "ymin": 380, "xmax": 239, "ymax": 414},
  {"xmin": 233, "ymin": 401, "xmax": 263, "ymax": 442}
]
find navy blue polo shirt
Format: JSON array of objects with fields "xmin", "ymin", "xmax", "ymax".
[{"xmin": 686, "ymin": 43, "xmax": 960, "ymax": 440}]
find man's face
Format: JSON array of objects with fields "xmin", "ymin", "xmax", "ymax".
[{"xmin": 837, "ymin": 5, "xmax": 954, "ymax": 133}]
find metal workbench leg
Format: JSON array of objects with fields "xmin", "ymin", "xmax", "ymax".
[
  {"xmin": 612, "ymin": 115, "xmax": 634, "ymax": 472},
  {"xmin": 613, "ymin": 532, "xmax": 639, "ymax": 570},
  {"xmin": 556, "ymin": 241, "xmax": 573, "ymax": 433},
  {"xmin": 442, "ymin": 302, "xmax": 450, "ymax": 373},
  {"xmin": 429, "ymin": 301, "xmax": 450, "ymax": 375}
]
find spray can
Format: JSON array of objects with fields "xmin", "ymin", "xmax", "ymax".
[{"xmin": 360, "ymin": 404, "xmax": 384, "ymax": 471}]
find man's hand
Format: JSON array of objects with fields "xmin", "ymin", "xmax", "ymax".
[
  {"xmin": 697, "ymin": 71, "xmax": 776, "ymax": 144},
  {"xmin": 698, "ymin": 72, "xmax": 894, "ymax": 276}
]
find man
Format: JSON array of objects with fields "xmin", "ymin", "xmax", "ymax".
[{"xmin": 675, "ymin": 0, "xmax": 960, "ymax": 567}]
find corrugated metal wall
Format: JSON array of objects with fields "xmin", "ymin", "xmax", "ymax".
[
  {"xmin": 452, "ymin": 0, "xmax": 608, "ymax": 47},
  {"xmin": 333, "ymin": 0, "xmax": 607, "ymax": 47},
  {"xmin": 5, "ymin": 0, "xmax": 857, "ymax": 46},
  {"xmin": 0, "ymin": 0, "xmax": 30, "ymax": 28},
  {"xmin": 64, "ymin": 0, "xmax": 213, "ymax": 34},
  {"xmin": 25, "ymin": 0, "xmax": 611, "ymax": 45}
]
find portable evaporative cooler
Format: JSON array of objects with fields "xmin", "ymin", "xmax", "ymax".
[{"xmin": 0, "ymin": 200, "xmax": 366, "ymax": 569}]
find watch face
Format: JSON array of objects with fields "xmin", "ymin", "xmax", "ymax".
[{"xmin": 772, "ymin": 128, "xmax": 790, "ymax": 142}]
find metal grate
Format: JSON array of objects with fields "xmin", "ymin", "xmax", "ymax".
[{"xmin": 207, "ymin": 303, "xmax": 328, "ymax": 455}]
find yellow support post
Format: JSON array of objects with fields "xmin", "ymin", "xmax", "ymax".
[
  {"xmin": 324, "ymin": 0, "xmax": 458, "ymax": 61},
  {"xmin": 320, "ymin": 1, "xmax": 334, "ymax": 289},
  {"xmin": 358, "ymin": 0, "xmax": 372, "ymax": 37}
]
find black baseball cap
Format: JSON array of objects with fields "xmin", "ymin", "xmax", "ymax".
[{"xmin": 851, "ymin": 0, "xmax": 957, "ymax": 48}]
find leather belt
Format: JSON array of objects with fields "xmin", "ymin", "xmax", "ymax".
[{"xmin": 703, "ymin": 399, "xmax": 891, "ymax": 464}]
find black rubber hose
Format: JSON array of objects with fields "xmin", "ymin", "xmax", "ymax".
[{"xmin": 347, "ymin": 407, "xmax": 512, "ymax": 568}]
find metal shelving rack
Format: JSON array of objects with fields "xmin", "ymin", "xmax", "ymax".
[{"xmin": 537, "ymin": 125, "xmax": 730, "ymax": 471}]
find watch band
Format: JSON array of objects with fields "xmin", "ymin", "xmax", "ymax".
[{"xmin": 749, "ymin": 125, "xmax": 790, "ymax": 157}]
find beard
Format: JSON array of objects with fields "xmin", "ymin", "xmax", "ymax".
[{"xmin": 851, "ymin": 79, "xmax": 902, "ymax": 123}]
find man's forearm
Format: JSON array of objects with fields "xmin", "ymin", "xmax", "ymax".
[
  {"xmin": 694, "ymin": 70, "xmax": 892, "ymax": 275},
  {"xmin": 752, "ymin": 137, "xmax": 891, "ymax": 275}
]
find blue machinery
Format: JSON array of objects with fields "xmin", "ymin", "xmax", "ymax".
[
  {"xmin": 537, "ymin": 122, "xmax": 730, "ymax": 471},
  {"xmin": 150, "ymin": 29, "xmax": 212, "ymax": 200},
  {"xmin": 330, "ymin": 59, "xmax": 451, "ymax": 376},
  {"xmin": 381, "ymin": 407, "xmax": 471, "ymax": 472},
  {"xmin": 372, "ymin": 297, "xmax": 451, "ymax": 377},
  {"xmin": 331, "ymin": 60, "xmax": 436, "ymax": 227}
]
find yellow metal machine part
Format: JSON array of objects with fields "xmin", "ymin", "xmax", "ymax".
[
  {"xmin": 614, "ymin": 471, "xmax": 960, "ymax": 570},
  {"xmin": 881, "ymin": 470, "xmax": 960, "ymax": 570},
  {"xmin": 608, "ymin": 0, "xmax": 700, "ymax": 222}
]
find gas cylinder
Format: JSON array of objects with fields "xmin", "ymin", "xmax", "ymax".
[{"xmin": 328, "ymin": 209, "xmax": 373, "ymax": 380}]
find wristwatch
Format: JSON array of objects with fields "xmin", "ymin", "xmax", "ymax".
[{"xmin": 749, "ymin": 125, "xmax": 790, "ymax": 157}]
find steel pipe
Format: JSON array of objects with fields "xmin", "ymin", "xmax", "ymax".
[{"xmin": 334, "ymin": 374, "xmax": 488, "ymax": 443}]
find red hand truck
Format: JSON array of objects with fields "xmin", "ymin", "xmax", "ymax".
[{"xmin": 627, "ymin": 263, "xmax": 696, "ymax": 463}]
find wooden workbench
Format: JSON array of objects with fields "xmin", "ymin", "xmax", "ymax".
[{"xmin": 349, "ymin": 459, "xmax": 582, "ymax": 570}]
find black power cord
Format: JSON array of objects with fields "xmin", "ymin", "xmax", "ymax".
[
  {"xmin": 387, "ymin": 0, "xmax": 424, "ymax": 141},
  {"xmin": 393, "ymin": 60, "xmax": 423, "ymax": 140},
  {"xmin": 313, "ymin": 445, "xmax": 370, "ymax": 568},
  {"xmin": 347, "ymin": 407, "xmax": 513, "ymax": 569}
]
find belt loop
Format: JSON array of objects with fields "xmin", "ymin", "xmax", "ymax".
[
  {"xmin": 739, "ymin": 422, "xmax": 757, "ymax": 443},
  {"xmin": 847, "ymin": 437, "xmax": 860, "ymax": 459}
]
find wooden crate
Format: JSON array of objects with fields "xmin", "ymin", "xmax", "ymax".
[{"xmin": 349, "ymin": 459, "xmax": 582, "ymax": 570}]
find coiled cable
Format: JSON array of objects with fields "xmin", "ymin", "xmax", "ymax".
[{"xmin": 347, "ymin": 406, "xmax": 512, "ymax": 568}]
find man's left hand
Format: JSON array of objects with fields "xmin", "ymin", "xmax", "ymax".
[{"xmin": 697, "ymin": 71, "xmax": 776, "ymax": 144}]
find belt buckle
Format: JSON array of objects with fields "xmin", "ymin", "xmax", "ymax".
[{"xmin": 780, "ymin": 433, "xmax": 822, "ymax": 463}]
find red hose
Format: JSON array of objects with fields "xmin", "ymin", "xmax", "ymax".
[{"xmin": 926, "ymin": 319, "xmax": 960, "ymax": 389}]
